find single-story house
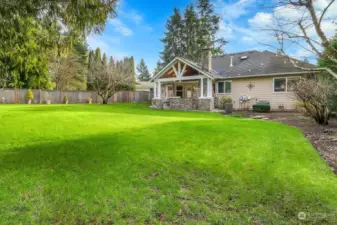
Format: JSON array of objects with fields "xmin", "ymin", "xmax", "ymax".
[
  {"xmin": 135, "ymin": 81, "xmax": 153, "ymax": 92},
  {"xmin": 150, "ymin": 50, "xmax": 315, "ymax": 111}
]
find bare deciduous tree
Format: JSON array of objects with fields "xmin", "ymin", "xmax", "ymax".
[
  {"xmin": 88, "ymin": 54, "xmax": 133, "ymax": 104},
  {"xmin": 256, "ymin": 0, "xmax": 337, "ymax": 78},
  {"xmin": 292, "ymin": 78, "xmax": 336, "ymax": 125},
  {"xmin": 49, "ymin": 52, "xmax": 87, "ymax": 91}
]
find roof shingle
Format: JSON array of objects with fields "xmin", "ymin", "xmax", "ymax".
[{"xmin": 211, "ymin": 50, "xmax": 315, "ymax": 78}]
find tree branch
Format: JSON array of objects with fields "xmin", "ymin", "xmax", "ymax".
[
  {"xmin": 298, "ymin": 21, "xmax": 323, "ymax": 57},
  {"xmin": 318, "ymin": 0, "xmax": 335, "ymax": 27}
]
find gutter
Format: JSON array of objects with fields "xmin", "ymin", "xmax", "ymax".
[{"xmin": 216, "ymin": 71, "xmax": 316, "ymax": 80}]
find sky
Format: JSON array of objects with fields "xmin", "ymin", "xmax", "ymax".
[{"xmin": 87, "ymin": 0, "xmax": 337, "ymax": 74}]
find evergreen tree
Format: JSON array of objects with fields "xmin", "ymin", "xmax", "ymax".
[
  {"xmin": 160, "ymin": 1, "xmax": 227, "ymax": 65},
  {"xmin": 74, "ymin": 41, "xmax": 89, "ymax": 65},
  {"xmin": 137, "ymin": 59, "xmax": 151, "ymax": 81},
  {"xmin": 0, "ymin": 0, "xmax": 117, "ymax": 89},
  {"xmin": 102, "ymin": 53, "xmax": 107, "ymax": 67},
  {"xmin": 129, "ymin": 57, "xmax": 136, "ymax": 90},
  {"xmin": 197, "ymin": 0, "xmax": 226, "ymax": 56},
  {"xmin": 95, "ymin": 48, "xmax": 102, "ymax": 62},
  {"xmin": 87, "ymin": 51, "xmax": 95, "ymax": 90},
  {"xmin": 160, "ymin": 8, "xmax": 184, "ymax": 64},
  {"xmin": 153, "ymin": 60, "xmax": 164, "ymax": 76},
  {"xmin": 183, "ymin": 5, "xmax": 201, "ymax": 62}
]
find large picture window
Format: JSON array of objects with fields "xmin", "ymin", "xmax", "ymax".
[
  {"xmin": 217, "ymin": 81, "xmax": 231, "ymax": 94},
  {"xmin": 273, "ymin": 77, "xmax": 300, "ymax": 92}
]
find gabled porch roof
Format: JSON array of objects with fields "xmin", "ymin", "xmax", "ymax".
[{"xmin": 150, "ymin": 57, "xmax": 219, "ymax": 82}]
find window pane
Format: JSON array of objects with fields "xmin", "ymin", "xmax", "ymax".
[
  {"xmin": 218, "ymin": 82, "xmax": 224, "ymax": 93},
  {"xmin": 287, "ymin": 77, "xmax": 300, "ymax": 92},
  {"xmin": 274, "ymin": 78, "xmax": 286, "ymax": 92},
  {"xmin": 176, "ymin": 86, "xmax": 183, "ymax": 98},
  {"xmin": 225, "ymin": 82, "xmax": 232, "ymax": 93}
]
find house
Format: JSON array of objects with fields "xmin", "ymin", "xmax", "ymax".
[
  {"xmin": 150, "ymin": 50, "xmax": 315, "ymax": 111},
  {"xmin": 135, "ymin": 81, "xmax": 153, "ymax": 92}
]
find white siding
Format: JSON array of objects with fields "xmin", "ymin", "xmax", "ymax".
[{"xmin": 215, "ymin": 75, "xmax": 302, "ymax": 111}]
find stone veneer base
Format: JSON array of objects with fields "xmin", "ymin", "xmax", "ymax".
[{"xmin": 151, "ymin": 98, "xmax": 214, "ymax": 111}]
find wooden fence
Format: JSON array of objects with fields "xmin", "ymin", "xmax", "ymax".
[{"xmin": 0, "ymin": 89, "xmax": 152, "ymax": 104}]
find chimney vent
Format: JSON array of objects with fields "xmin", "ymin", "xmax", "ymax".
[{"xmin": 230, "ymin": 56, "xmax": 234, "ymax": 67}]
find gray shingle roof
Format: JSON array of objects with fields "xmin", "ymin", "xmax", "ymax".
[{"xmin": 211, "ymin": 50, "xmax": 315, "ymax": 78}]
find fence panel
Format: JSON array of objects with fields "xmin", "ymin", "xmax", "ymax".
[
  {"xmin": 0, "ymin": 89, "xmax": 15, "ymax": 103},
  {"xmin": 0, "ymin": 89, "xmax": 151, "ymax": 104}
]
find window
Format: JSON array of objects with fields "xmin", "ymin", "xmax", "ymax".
[
  {"xmin": 176, "ymin": 86, "xmax": 183, "ymax": 98},
  {"xmin": 273, "ymin": 77, "xmax": 300, "ymax": 92},
  {"xmin": 218, "ymin": 82, "xmax": 224, "ymax": 93},
  {"xmin": 225, "ymin": 81, "xmax": 232, "ymax": 93},
  {"xmin": 217, "ymin": 81, "xmax": 231, "ymax": 94},
  {"xmin": 274, "ymin": 78, "xmax": 286, "ymax": 92},
  {"xmin": 287, "ymin": 77, "xmax": 300, "ymax": 92}
]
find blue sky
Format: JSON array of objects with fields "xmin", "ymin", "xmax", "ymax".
[{"xmin": 87, "ymin": 0, "xmax": 336, "ymax": 74}]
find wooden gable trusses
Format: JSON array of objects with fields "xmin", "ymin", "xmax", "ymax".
[{"xmin": 172, "ymin": 62, "xmax": 187, "ymax": 79}]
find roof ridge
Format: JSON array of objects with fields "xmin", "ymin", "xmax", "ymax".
[{"xmin": 213, "ymin": 50, "xmax": 260, "ymax": 58}]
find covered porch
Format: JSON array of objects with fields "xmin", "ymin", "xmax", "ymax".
[{"xmin": 151, "ymin": 58, "xmax": 214, "ymax": 111}]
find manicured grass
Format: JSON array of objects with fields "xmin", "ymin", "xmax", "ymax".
[{"xmin": 0, "ymin": 104, "xmax": 336, "ymax": 224}]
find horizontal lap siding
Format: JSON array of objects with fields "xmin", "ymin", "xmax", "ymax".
[{"xmin": 216, "ymin": 76, "xmax": 301, "ymax": 111}]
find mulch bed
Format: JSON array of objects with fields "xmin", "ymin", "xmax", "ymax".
[{"xmin": 244, "ymin": 112, "xmax": 337, "ymax": 173}]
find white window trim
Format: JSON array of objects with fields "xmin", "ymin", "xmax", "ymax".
[
  {"xmin": 273, "ymin": 77, "xmax": 300, "ymax": 93},
  {"xmin": 216, "ymin": 80, "xmax": 232, "ymax": 94}
]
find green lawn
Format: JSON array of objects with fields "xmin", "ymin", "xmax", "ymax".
[{"xmin": 0, "ymin": 104, "xmax": 337, "ymax": 224}]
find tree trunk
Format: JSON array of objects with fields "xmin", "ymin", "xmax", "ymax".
[{"xmin": 102, "ymin": 99, "xmax": 108, "ymax": 104}]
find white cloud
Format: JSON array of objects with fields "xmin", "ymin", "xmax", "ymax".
[
  {"xmin": 248, "ymin": 12, "xmax": 273, "ymax": 27},
  {"xmin": 217, "ymin": 21, "xmax": 234, "ymax": 40},
  {"xmin": 292, "ymin": 48, "xmax": 316, "ymax": 60},
  {"xmin": 87, "ymin": 36, "xmax": 110, "ymax": 51},
  {"xmin": 109, "ymin": 19, "xmax": 133, "ymax": 36},
  {"xmin": 215, "ymin": 0, "xmax": 255, "ymax": 21},
  {"xmin": 128, "ymin": 10, "xmax": 143, "ymax": 25},
  {"xmin": 116, "ymin": 2, "xmax": 153, "ymax": 31},
  {"xmin": 239, "ymin": 0, "xmax": 336, "ymax": 57},
  {"xmin": 86, "ymin": 35, "xmax": 129, "ymax": 60}
]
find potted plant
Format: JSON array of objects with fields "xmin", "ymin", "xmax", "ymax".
[
  {"xmin": 88, "ymin": 98, "xmax": 92, "ymax": 104},
  {"xmin": 25, "ymin": 89, "xmax": 34, "ymax": 104},
  {"xmin": 64, "ymin": 96, "xmax": 69, "ymax": 104},
  {"xmin": 220, "ymin": 96, "xmax": 233, "ymax": 113}
]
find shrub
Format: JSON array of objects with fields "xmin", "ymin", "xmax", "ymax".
[
  {"xmin": 219, "ymin": 96, "xmax": 232, "ymax": 108},
  {"xmin": 25, "ymin": 89, "xmax": 34, "ymax": 100},
  {"xmin": 253, "ymin": 103, "xmax": 270, "ymax": 112},
  {"xmin": 220, "ymin": 96, "xmax": 232, "ymax": 104},
  {"xmin": 292, "ymin": 78, "xmax": 335, "ymax": 125}
]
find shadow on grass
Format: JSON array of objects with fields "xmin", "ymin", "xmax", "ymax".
[{"xmin": 1, "ymin": 120, "xmax": 337, "ymax": 224}]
